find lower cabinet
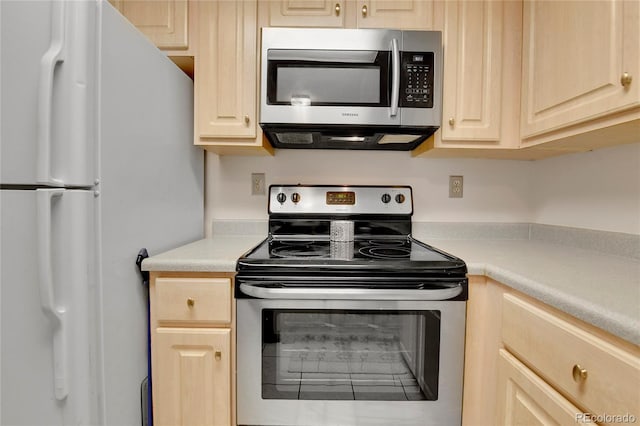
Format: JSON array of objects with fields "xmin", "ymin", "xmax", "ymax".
[
  {"xmin": 154, "ymin": 329, "xmax": 231, "ymax": 426},
  {"xmin": 500, "ymin": 293, "xmax": 640, "ymax": 422},
  {"xmin": 463, "ymin": 276, "xmax": 640, "ymax": 426},
  {"xmin": 150, "ymin": 273, "xmax": 236, "ymax": 426}
]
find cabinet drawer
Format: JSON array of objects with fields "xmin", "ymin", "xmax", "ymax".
[
  {"xmin": 502, "ymin": 293, "xmax": 640, "ymax": 420},
  {"xmin": 155, "ymin": 278, "xmax": 231, "ymax": 324}
]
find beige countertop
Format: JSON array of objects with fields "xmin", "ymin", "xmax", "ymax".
[
  {"xmin": 412, "ymin": 235, "xmax": 639, "ymax": 346},
  {"xmin": 142, "ymin": 229, "xmax": 639, "ymax": 345},
  {"xmin": 142, "ymin": 235, "xmax": 264, "ymax": 273}
]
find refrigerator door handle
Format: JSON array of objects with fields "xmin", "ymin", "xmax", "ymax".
[
  {"xmin": 36, "ymin": 189, "xmax": 69, "ymax": 400},
  {"xmin": 37, "ymin": 0, "xmax": 66, "ymax": 186}
]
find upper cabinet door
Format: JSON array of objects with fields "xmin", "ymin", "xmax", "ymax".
[
  {"xmin": 520, "ymin": 0, "xmax": 640, "ymax": 139},
  {"xmin": 111, "ymin": 0, "xmax": 189, "ymax": 50},
  {"xmin": 356, "ymin": 0, "xmax": 439, "ymax": 30},
  {"xmin": 266, "ymin": 0, "xmax": 346, "ymax": 27},
  {"xmin": 197, "ymin": 0, "xmax": 257, "ymax": 139},
  {"xmin": 262, "ymin": 1, "xmax": 441, "ymax": 30},
  {"xmin": 441, "ymin": 0, "xmax": 504, "ymax": 142}
]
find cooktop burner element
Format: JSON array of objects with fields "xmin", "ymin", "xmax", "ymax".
[
  {"xmin": 271, "ymin": 242, "xmax": 330, "ymax": 259},
  {"xmin": 360, "ymin": 244, "xmax": 411, "ymax": 259}
]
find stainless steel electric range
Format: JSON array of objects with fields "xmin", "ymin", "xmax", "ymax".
[{"xmin": 235, "ymin": 185, "xmax": 468, "ymax": 426}]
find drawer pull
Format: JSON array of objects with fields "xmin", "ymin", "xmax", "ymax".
[
  {"xmin": 572, "ymin": 364, "xmax": 588, "ymax": 382},
  {"xmin": 186, "ymin": 297, "xmax": 195, "ymax": 308},
  {"xmin": 215, "ymin": 350, "xmax": 222, "ymax": 361}
]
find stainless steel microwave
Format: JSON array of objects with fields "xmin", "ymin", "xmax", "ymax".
[{"xmin": 259, "ymin": 28, "xmax": 442, "ymax": 151}]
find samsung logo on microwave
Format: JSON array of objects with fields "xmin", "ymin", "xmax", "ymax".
[{"xmin": 341, "ymin": 112, "xmax": 359, "ymax": 117}]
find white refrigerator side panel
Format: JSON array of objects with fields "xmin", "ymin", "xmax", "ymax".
[
  {"xmin": 96, "ymin": 3, "xmax": 204, "ymax": 425},
  {"xmin": 0, "ymin": 0, "xmax": 96, "ymax": 187},
  {"xmin": 0, "ymin": 189, "xmax": 97, "ymax": 426}
]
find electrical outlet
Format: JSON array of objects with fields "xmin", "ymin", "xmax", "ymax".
[
  {"xmin": 251, "ymin": 173, "xmax": 266, "ymax": 195},
  {"xmin": 449, "ymin": 175, "xmax": 463, "ymax": 198}
]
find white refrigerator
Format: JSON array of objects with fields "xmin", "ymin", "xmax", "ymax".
[{"xmin": 0, "ymin": 1, "xmax": 204, "ymax": 425}]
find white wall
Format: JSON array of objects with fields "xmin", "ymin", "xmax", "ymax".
[
  {"xmin": 530, "ymin": 142, "xmax": 640, "ymax": 234},
  {"xmin": 205, "ymin": 149, "xmax": 534, "ymax": 233},
  {"xmin": 205, "ymin": 142, "xmax": 640, "ymax": 236}
]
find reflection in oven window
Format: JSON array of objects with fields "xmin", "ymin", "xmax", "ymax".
[{"xmin": 262, "ymin": 310, "xmax": 441, "ymax": 401}]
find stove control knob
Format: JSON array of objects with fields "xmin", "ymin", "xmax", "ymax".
[
  {"xmin": 291, "ymin": 192, "xmax": 301, "ymax": 204},
  {"xmin": 276, "ymin": 193, "xmax": 287, "ymax": 204},
  {"xmin": 395, "ymin": 194, "xmax": 406, "ymax": 204},
  {"xmin": 381, "ymin": 193, "xmax": 391, "ymax": 204}
]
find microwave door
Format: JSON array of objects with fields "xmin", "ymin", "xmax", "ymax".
[{"xmin": 265, "ymin": 49, "xmax": 391, "ymax": 113}]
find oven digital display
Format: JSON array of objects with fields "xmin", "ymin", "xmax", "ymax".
[{"xmin": 326, "ymin": 191, "xmax": 356, "ymax": 205}]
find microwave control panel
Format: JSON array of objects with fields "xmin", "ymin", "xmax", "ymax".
[{"xmin": 399, "ymin": 52, "xmax": 434, "ymax": 108}]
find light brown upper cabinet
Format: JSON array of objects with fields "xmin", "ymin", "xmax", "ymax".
[
  {"xmin": 355, "ymin": 0, "xmax": 440, "ymax": 30},
  {"xmin": 110, "ymin": 0, "xmax": 196, "ymax": 77},
  {"xmin": 263, "ymin": 0, "xmax": 442, "ymax": 30},
  {"xmin": 414, "ymin": 0, "xmax": 521, "ymax": 158},
  {"xmin": 111, "ymin": 0, "xmax": 189, "ymax": 50},
  {"xmin": 196, "ymin": 0, "xmax": 273, "ymax": 155},
  {"xmin": 520, "ymin": 0, "xmax": 640, "ymax": 149},
  {"xmin": 440, "ymin": 0, "xmax": 515, "ymax": 143},
  {"xmin": 266, "ymin": 0, "xmax": 346, "ymax": 27}
]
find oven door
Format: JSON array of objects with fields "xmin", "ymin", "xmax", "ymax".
[{"xmin": 236, "ymin": 294, "xmax": 466, "ymax": 426}]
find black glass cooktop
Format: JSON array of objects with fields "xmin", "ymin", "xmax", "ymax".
[
  {"xmin": 261, "ymin": 238, "xmax": 451, "ymax": 261},
  {"xmin": 236, "ymin": 236, "xmax": 467, "ymax": 277}
]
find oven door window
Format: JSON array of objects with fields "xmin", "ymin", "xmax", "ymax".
[
  {"xmin": 262, "ymin": 310, "xmax": 440, "ymax": 401},
  {"xmin": 266, "ymin": 49, "xmax": 390, "ymax": 107}
]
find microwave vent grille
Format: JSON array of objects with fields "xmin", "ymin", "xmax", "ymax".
[{"xmin": 276, "ymin": 133, "xmax": 314, "ymax": 145}]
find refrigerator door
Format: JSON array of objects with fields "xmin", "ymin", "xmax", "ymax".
[
  {"xmin": 0, "ymin": 189, "xmax": 97, "ymax": 425},
  {"xmin": 95, "ymin": 3, "xmax": 204, "ymax": 425},
  {"xmin": 0, "ymin": 0, "xmax": 96, "ymax": 187}
]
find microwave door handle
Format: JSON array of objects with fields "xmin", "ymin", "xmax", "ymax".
[
  {"xmin": 239, "ymin": 283, "xmax": 462, "ymax": 301},
  {"xmin": 390, "ymin": 38, "xmax": 400, "ymax": 118}
]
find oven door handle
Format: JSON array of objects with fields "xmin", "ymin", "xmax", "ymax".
[{"xmin": 239, "ymin": 283, "xmax": 463, "ymax": 301}]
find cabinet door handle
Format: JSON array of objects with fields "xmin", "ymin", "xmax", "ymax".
[
  {"xmin": 335, "ymin": 3, "xmax": 341, "ymax": 16},
  {"xmin": 186, "ymin": 297, "xmax": 195, "ymax": 308},
  {"xmin": 244, "ymin": 115, "xmax": 250, "ymax": 125},
  {"xmin": 215, "ymin": 351, "xmax": 222, "ymax": 361},
  {"xmin": 572, "ymin": 364, "xmax": 588, "ymax": 382},
  {"xmin": 621, "ymin": 72, "xmax": 632, "ymax": 88},
  {"xmin": 362, "ymin": 4, "xmax": 368, "ymax": 17},
  {"xmin": 449, "ymin": 117, "xmax": 455, "ymax": 127}
]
